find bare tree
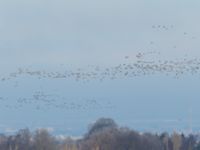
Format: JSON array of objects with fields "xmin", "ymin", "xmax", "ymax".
[
  {"xmin": 33, "ymin": 129, "xmax": 57, "ymax": 150},
  {"xmin": 171, "ymin": 132, "xmax": 182, "ymax": 150}
]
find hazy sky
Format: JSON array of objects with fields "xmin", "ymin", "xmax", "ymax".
[
  {"xmin": 0, "ymin": 0, "xmax": 200, "ymax": 136},
  {"xmin": 0, "ymin": 0, "xmax": 200, "ymax": 67}
]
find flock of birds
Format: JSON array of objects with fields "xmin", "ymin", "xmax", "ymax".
[
  {"xmin": 0, "ymin": 25, "xmax": 200, "ymax": 111},
  {"xmin": 0, "ymin": 91, "xmax": 114, "ymax": 111},
  {"xmin": 1, "ymin": 53, "xmax": 200, "ymax": 84},
  {"xmin": 151, "ymin": 24, "xmax": 197, "ymax": 40},
  {"xmin": 152, "ymin": 24, "xmax": 174, "ymax": 31},
  {"xmin": 1, "ymin": 53, "xmax": 200, "ymax": 111},
  {"xmin": 1, "ymin": 24, "xmax": 199, "ymax": 83}
]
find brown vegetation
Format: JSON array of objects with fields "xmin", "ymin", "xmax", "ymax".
[{"xmin": 0, "ymin": 118, "xmax": 200, "ymax": 150}]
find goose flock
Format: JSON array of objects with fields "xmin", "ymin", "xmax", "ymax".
[
  {"xmin": 0, "ymin": 54, "xmax": 200, "ymax": 111},
  {"xmin": 0, "ymin": 91, "xmax": 114, "ymax": 111},
  {"xmin": 1, "ymin": 54, "xmax": 200, "ymax": 83},
  {"xmin": 0, "ymin": 25, "xmax": 200, "ymax": 111}
]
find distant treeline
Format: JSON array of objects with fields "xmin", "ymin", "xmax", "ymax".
[{"xmin": 0, "ymin": 118, "xmax": 200, "ymax": 150}]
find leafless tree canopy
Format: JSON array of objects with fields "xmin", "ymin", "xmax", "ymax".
[{"xmin": 0, "ymin": 118, "xmax": 200, "ymax": 150}]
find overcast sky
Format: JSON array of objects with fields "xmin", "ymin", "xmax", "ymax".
[
  {"xmin": 0, "ymin": 0, "xmax": 200, "ymax": 67},
  {"xmin": 0, "ymin": 0, "xmax": 200, "ymax": 135}
]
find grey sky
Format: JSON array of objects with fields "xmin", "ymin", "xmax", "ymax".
[
  {"xmin": 0, "ymin": 0, "xmax": 200, "ymax": 135},
  {"xmin": 0, "ymin": 0, "xmax": 200, "ymax": 67}
]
